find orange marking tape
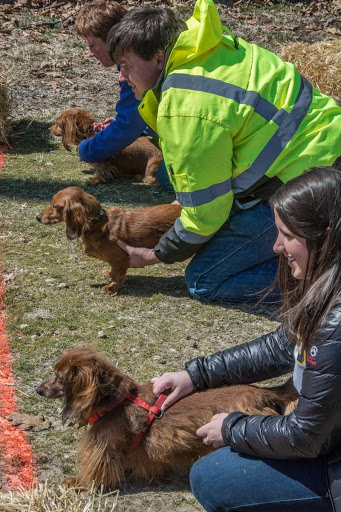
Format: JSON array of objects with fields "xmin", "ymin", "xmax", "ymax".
[{"xmin": 0, "ymin": 145, "xmax": 37, "ymax": 490}]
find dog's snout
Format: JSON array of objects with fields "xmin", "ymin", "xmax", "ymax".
[
  {"xmin": 36, "ymin": 385, "xmax": 44, "ymax": 395},
  {"xmin": 36, "ymin": 214, "xmax": 42, "ymax": 223}
]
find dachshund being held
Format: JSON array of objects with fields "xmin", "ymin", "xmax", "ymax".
[
  {"xmin": 37, "ymin": 348, "xmax": 298, "ymax": 491},
  {"xmin": 50, "ymin": 109, "xmax": 163, "ymax": 186},
  {"xmin": 36, "ymin": 186, "xmax": 181, "ymax": 295}
]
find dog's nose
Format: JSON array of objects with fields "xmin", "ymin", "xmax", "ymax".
[
  {"xmin": 36, "ymin": 214, "xmax": 42, "ymax": 222},
  {"xmin": 36, "ymin": 386, "xmax": 44, "ymax": 395}
]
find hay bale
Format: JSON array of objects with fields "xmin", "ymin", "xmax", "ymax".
[
  {"xmin": 0, "ymin": 481, "xmax": 119, "ymax": 511},
  {"xmin": 279, "ymin": 39, "xmax": 341, "ymax": 105},
  {"xmin": 0, "ymin": 66, "xmax": 12, "ymax": 146}
]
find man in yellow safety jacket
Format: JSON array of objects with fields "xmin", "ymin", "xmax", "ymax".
[{"xmin": 108, "ymin": 0, "xmax": 341, "ymax": 303}]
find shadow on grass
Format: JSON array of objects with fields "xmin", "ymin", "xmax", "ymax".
[
  {"xmin": 121, "ymin": 468, "xmax": 192, "ymax": 495},
  {"xmin": 92, "ymin": 275, "xmax": 279, "ymax": 320},
  {"xmin": 91, "ymin": 275, "xmax": 188, "ymax": 299},
  {"xmin": 9, "ymin": 119, "xmax": 57, "ymax": 155},
  {"xmin": 0, "ymin": 176, "xmax": 175, "ymax": 206}
]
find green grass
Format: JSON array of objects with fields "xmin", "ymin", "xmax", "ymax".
[{"xmin": 0, "ymin": 118, "xmax": 279, "ymax": 508}]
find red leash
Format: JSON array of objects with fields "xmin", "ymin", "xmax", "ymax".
[{"xmin": 88, "ymin": 392, "xmax": 168, "ymax": 448}]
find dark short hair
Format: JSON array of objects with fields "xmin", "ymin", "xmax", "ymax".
[
  {"xmin": 271, "ymin": 166, "xmax": 341, "ymax": 349},
  {"xmin": 75, "ymin": 0, "xmax": 127, "ymax": 42},
  {"xmin": 107, "ymin": 5, "xmax": 187, "ymax": 62}
]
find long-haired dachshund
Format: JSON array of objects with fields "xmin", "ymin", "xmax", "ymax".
[
  {"xmin": 50, "ymin": 108, "xmax": 163, "ymax": 186},
  {"xmin": 36, "ymin": 186, "xmax": 181, "ymax": 295},
  {"xmin": 37, "ymin": 348, "xmax": 298, "ymax": 490}
]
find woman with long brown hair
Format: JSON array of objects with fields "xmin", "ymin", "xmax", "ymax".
[{"xmin": 152, "ymin": 166, "xmax": 341, "ymax": 512}]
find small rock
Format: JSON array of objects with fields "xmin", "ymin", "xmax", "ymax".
[
  {"xmin": 98, "ymin": 330, "xmax": 107, "ymax": 339},
  {"xmin": 57, "ymin": 282, "xmax": 69, "ymax": 289},
  {"xmin": 153, "ymin": 355, "xmax": 166, "ymax": 365},
  {"xmin": 19, "ymin": 324, "xmax": 29, "ymax": 329}
]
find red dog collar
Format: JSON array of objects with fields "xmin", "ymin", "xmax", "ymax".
[{"xmin": 88, "ymin": 392, "xmax": 167, "ymax": 448}]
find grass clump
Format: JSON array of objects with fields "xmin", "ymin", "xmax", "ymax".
[{"xmin": 0, "ymin": 482, "xmax": 119, "ymax": 511}]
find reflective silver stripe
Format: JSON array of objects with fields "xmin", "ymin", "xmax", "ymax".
[
  {"xmin": 162, "ymin": 73, "xmax": 288, "ymax": 123},
  {"xmin": 162, "ymin": 72, "xmax": 313, "ymax": 196},
  {"xmin": 176, "ymin": 178, "xmax": 232, "ymax": 207},
  {"xmin": 174, "ymin": 218, "xmax": 214, "ymax": 244},
  {"xmin": 233, "ymin": 77, "xmax": 313, "ymax": 194}
]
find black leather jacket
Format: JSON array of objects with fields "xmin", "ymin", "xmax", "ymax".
[{"xmin": 186, "ymin": 301, "xmax": 341, "ymax": 510}]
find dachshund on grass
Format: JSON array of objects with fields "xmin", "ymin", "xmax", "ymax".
[
  {"xmin": 37, "ymin": 348, "xmax": 298, "ymax": 491},
  {"xmin": 50, "ymin": 108, "xmax": 163, "ymax": 186},
  {"xmin": 36, "ymin": 186, "xmax": 181, "ymax": 295}
]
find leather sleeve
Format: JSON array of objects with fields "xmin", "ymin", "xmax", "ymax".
[
  {"xmin": 154, "ymin": 225, "xmax": 206, "ymax": 263},
  {"xmin": 222, "ymin": 314, "xmax": 341, "ymax": 459},
  {"xmin": 185, "ymin": 325, "xmax": 295, "ymax": 389}
]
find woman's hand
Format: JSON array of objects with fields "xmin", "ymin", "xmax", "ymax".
[
  {"xmin": 196, "ymin": 413, "xmax": 228, "ymax": 449},
  {"xmin": 151, "ymin": 370, "xmax": 194, "ymax": 411},
  {"xmin": 117, "ymin": 241, "xmax": 161, "ymax": 268}
]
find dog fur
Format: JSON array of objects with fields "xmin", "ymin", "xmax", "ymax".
[
  {"xmin": 36, "ymin": 186, "xmax": 181, "ymax": 295},
  {"xmin": 50, "ymin": 108, "xmax": 163, "ymax": 186},
  {"xmin": 37, "ymin": 348, "xmax": 298, "ymax": 490}
]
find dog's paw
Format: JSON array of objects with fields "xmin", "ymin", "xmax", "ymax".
[
  {"xmin": 102, "ymin": 282, "xmax": 121, "ymax": 296},
  {"xmin": 86, "ymin": 176, "xmax": 100, "ymax": 186},
  {"xmin": 142, "ymin": 176, "xmax": 157, "ymax": 185}
]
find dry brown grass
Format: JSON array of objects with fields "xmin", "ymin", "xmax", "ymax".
[
  {"xmin": 0, "ymin": 482, "xmax": 119, "ymax": 511},
  {"xmin": 0, "ymin": 65, "xmax": 12, "ymax": 147},
  {"xmin": 279, "ymin": 39, "xmax": 341, "ymax": 104}
]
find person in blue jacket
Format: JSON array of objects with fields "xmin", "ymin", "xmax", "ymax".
[{"xmin": 74, "ymin": 0, "xmax": 173, "ymax": 191}]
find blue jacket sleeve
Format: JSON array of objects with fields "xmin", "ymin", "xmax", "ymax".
[{"xmin": 78, "ymin": 81, "xmax": 154, "ymax": 163}]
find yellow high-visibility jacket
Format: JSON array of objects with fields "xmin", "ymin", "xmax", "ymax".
[{"xmin": 139, "ymin": 0, "xmax": 341, "ymax": 263}]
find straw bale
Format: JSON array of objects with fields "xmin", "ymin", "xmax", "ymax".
[
  {"xmin": 0, "ymin": 481, "xmax": 119, "ymax": 511},
  {"xmin": 279, "ymin": 39, "xmax": 341, "ymax": 105},
  {"xmin": 0, "ymin": 65, "xmax": 12, "ymax": 146}
]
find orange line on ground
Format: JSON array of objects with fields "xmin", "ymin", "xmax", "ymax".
[{"xmin": 0, "ymin": 145, "xmax": 37, "ymax": 491}]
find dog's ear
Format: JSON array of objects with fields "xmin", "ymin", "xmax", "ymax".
[
  {"xmin": 64, "ymin": 198, "xmax": 89, "ymax": 240},
  {"xmin": 61, "ymin": 117, "xmax": 76, "ymax": 152},
  {"xmin": 62, "ymin": 365, "xmax": 99, "ymax": 425}
]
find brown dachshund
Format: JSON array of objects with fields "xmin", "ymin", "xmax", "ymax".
[
  {"xmin": 50, "ymin": 108, "xmax": 163, "ymax": 186},
  {"xmin": 37, "ymin": 348, "xmax": 298, "ymax": 490},
  {"xmin": 36, "ymin": 186, "xmax": 181, "ymax": 295}
]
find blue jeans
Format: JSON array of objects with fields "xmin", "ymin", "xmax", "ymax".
[
  {"xmin": 190, "ymin": 447, "xmax": 333, "ymax": 512},
  {"xmin": 185, "ymin": 201, "xmax": 280, "ymax": 303},
  {"xmin": 156, "ymin": 160, "xmax": 174, "ymax": 191}
]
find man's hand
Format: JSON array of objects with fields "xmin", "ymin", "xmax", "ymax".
[
  {"xmin": 117, "ymin": 240, "xmax": 161, "ymax": 268},
  {"xmin": 151, "ymin": 370, "xmax": 194, "ymax": 411},
  {"xmin": 196, "ymin": 413, "xmax": 228, "ymax": 449}
]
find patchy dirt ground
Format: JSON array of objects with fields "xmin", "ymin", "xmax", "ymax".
[
  {"xmin": 1, "ymin": 0, "xmax": 340, "ymax": 124},
  {"xmin": 0, "ymin": 0, "xmax": 340, "ymax": 510}
]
